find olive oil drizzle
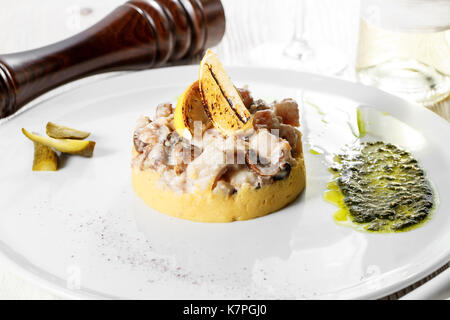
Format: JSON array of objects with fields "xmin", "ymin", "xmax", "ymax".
[{"xmin": 325, "ymin": 141, "xmax": 435, "ymax": 233}]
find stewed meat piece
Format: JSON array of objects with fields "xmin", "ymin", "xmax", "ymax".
[
  {"xmin": 155, "ymin": 102, "xmax": 173, "ymax": 119},
  {"xmin": 253, "ymin": 109, "xmax": 281, "ymax": 130},
  {"xmin": 273, "ymin": 98, "xmax": 300, "ymax": 126},
  {"xmin": 237, "ymin": 87, "xmax": 254, "ymax": 109}
]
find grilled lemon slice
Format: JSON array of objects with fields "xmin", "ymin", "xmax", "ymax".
[
  {"xmin": 199, "ymin": 50, "xmax": 252, "ymax": 134},
  {"xmin": 174, "ymin": 80, "xmax": 210, "ymax": 139}
]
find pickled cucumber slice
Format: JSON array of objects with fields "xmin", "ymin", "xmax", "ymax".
[
  {"xmin": 46, "ymin": 122, "xmax": 90, "ymax": 139},
  {"xmin": 32, "ymin": 142, "xmax": 58, "ymax": 171},
  {"xmin": 22, "ymin": 128, "xmax": 95, "ymax": 157}
]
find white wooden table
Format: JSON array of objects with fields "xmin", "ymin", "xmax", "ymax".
[{"xmin": 0, "ymin": 0, "xmax": 448, "ymax": 299}]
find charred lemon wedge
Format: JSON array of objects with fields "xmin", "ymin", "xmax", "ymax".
[
  {"xmin": 199, "ymin": 50, "xmax": 252, "ymax": 134},
  {"xmin": 174, "ymin": 80, "xmax": 210, "ymax": 139},
  {"xmin": 22, "ymin": 128, "xmax": 95, "ymax": 157}
]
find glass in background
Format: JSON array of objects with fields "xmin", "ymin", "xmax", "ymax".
[
  {"xmin": 282, "ymin": 0, "xmax": 347, "ymax": 75},
  {"xmin": 356, "ymin": 0, "xmax": 450, "ymax": 106},
  {"xmin": 216, "ymin": 0, "xmax": 354, "ymax": 76}
]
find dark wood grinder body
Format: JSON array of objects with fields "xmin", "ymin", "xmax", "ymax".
[{"xmin": 0, "ymin": 0, "xmax": 225, "ymax": 118}]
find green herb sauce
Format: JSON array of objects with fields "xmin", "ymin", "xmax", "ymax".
[{"xmin": 325, "ymin": 141, "xmax": 435, "ymax": 232}]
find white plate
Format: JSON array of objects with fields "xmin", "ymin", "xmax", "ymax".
[
  {"xmin": 401, "ymin": 267, "xmax": 450, "ymax": 300},
  {"xmin": 0, "ymin": 66, "xmax": 449, "ymax": 299}
]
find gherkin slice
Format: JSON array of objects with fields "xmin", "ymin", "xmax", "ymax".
[
  {"xmin": 22, "ymin": 128, "xmax": 95, "ymax": 157},
  {"xmin": 32, "ymin": 142, "xmax": 58, "ymax": 171},
  {"xmin": 46, "ymin": 122, "xmax": 90, "ymax": 139}
]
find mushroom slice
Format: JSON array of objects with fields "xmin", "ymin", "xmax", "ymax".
[
  {"xmin": 245, "ymin": 149, "xmax": 281, "ymax": 176},
  {"xmin": 246, "ymin": 129, "xmax": 292, "ymax": 177}
]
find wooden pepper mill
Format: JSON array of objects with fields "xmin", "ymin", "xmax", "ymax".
[{"xmin": 0, "ymin": 0, "xmax": 225, "ymax": 119}]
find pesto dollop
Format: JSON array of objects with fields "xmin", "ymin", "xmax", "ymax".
[{"xmin": 328, "ymin": 141, "xmax": 434, "ymax": 232}]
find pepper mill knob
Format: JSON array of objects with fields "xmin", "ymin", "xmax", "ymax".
[{"xmin": 0, "ymin": 0, "xmax": 226, "ymax": 119}]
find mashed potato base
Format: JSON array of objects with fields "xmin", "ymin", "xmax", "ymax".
[{"xmin": 132, "ymin": 151, "xmax": 306, "ymax": 223}]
